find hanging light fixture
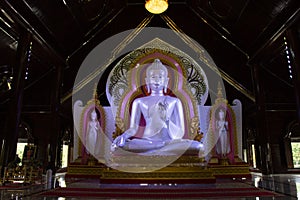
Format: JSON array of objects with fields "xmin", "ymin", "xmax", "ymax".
[{"xmin": 145, "ymin": 0, "xmax": 168, "ymax": 14}]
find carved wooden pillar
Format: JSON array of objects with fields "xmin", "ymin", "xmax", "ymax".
[
  {"xmin": 251, "ymin": 63, "xmax": 271, "ymax": 174},
  {"xmin": 0, "ymin": 30, "xmax": 32, "ymax": 174},
  {"xmin": 286, "ymin": 28, "xmax": 300, "ymax": 124}
]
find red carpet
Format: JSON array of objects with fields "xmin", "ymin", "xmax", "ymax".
[{"xmin": 39, "ymin": 186, "xmax": 282, "ymax": 199}]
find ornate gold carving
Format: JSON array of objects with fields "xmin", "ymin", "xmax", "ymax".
[
  {"xmin": 219, "ymin": 158, "xmax": 229, "ymax": 166},
  {"xmin": 112, "ymin": 117, "xmax": 125, "ymax": 139},
  {"xmin": 67, "ymin": 165, "xmax": 103, "ymax": 175},
  {"xmin": 209, "ymin": 165, "xmax": 250, "ymax": 176},
  {"xmin": 101, "ymin": 166, "xmax": 215, "ymax": 181},
  {"xmin": 190, "ymin": 116, "xmax": 203, "ymax": 141}
]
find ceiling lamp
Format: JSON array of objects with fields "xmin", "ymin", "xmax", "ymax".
[{"xmin": 145, "ymin": 0, "xmax": 168, "ymax": 14}]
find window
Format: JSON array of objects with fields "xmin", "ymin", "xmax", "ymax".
[
  {"xmin": 251, "ymin": 144, "xmax": 257, "ymax": 168},
  {"xmin": 16, "ymin": 142, "xmax": 26, "ymax": 166},
  {"xmin": 61, "ymin": 143, "xmax": 69, "ymax": 168},
  {"xmin": 291, "ymin": 142, "xmax": 300, "ymax": 168}
]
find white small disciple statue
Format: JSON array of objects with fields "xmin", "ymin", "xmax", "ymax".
[
  {"xmin": 86, "ymin": 110, "xmax": 101, "ymax": 156},
  {"xmin": 215, "ymin": 109, "xmax": 230, "ymax": 157},
  {"xmin": 111, "ymin": 59, "xmax": 204, "ymax": 155}
]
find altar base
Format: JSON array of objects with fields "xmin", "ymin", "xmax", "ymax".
[
  {"xmin": 66, "ymin": 155, "xmax": 250, "ymax": 183},
  {"xmin": 98, "ymin": 153, "xmax": 216, "ymax": 183},
  {"xmin": 66, "ymin": 164, "xmax": 103, "ymax": 180},
  {"xmin": 100, "ymin": 166, "xmax": 215, "ymax": 184},
  {"xmin": 208, "ymin": 157, "xmax": 251, "ymax": 179}
]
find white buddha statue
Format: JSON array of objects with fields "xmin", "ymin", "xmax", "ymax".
[
  {"xmin": 111, "ymin": 59, "xmax": 204, "ymax": 155},
  {"xmin": 215, "ymin": 108, "xmax": 230, "ymax": 157},
  {"xmin": 86, "ymin": 110, "xmax": 101, "ymax": 156}
]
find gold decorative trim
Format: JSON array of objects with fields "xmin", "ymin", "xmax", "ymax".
[
  {"xmin": 101, "ymin": 166, "xmax": 215, "ymax": 180},
  {"xmin": 61, "ymin": 15, "xmax": 154, "ymax": 103},
  {"xmin": 160, "ymin": 14, "xmax": 255, "ymax": 102},
  {"xmin": 209, "ymin": 165, "xmax": 250, "ymax": 176},
  {"xmin": 112, "ymin": 116, "xmax": 125, "ymax": 139},
  {"xmin": 67, "ymin": 164, "xmax": 249, "ymax": 180},
  {"xmin": 67, "ymin": 166, "xmax": 103, "ymax": 175}
]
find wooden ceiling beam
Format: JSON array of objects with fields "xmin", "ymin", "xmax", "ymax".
[{"xmin": 0, "ymin": 0, "xmax": 67, "ymax": 64}]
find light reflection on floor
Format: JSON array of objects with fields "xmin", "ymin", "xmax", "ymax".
[
  {"xmin": 252, "ymin": 172, "xmax": 300, "ymax": 199},
  {"xmin": 3, "ymin": 172, "xmax": 300, "ymax": 199}
]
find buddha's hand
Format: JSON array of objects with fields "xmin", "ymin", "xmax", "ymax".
[{"xmin": 111, "ymin": 133, "xmax": 130, "ymax": 151}]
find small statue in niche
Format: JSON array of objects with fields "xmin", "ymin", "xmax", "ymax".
[
  {"xmin": 86, "ymin": 110, "xmax": 101, "ymax": 156},
  {"xmin": 215, "ymin": 108, "xmax": 230, "ymax": 158}
]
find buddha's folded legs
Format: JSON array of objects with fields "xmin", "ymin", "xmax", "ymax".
[
  {"xmin": 160, "ymin": 139, "xmax": 204, "ymax": 153},
  {"xmin": 123, "ymin": 138, "xmax": 166, "ymax": 152}
]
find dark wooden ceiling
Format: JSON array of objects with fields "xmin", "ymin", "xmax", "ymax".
[{"xmin": 0, "ymin": 0, "xmax": 299, "ymax": 117}]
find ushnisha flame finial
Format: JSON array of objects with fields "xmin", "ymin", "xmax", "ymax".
[
  {"xmin": 146, "ymin": 59, "xmax": 168, "ymax": 77},
  {"xmin": 217, "ymin": 81, "xmax": 223, "ymax": 99}
]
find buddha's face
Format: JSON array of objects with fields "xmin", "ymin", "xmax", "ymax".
[
  {"xmin": 218, "ymin": 110, "xmax": 225, "ymax": 120},
  {"xmin": 147, "ymin": 69, "xmax": 167, "ymax": 91},
  {"xmin": 91, "ymin": 111, "xmax": 97, "ymax": 120}
]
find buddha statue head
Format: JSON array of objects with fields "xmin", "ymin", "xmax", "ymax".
[
  {"xmin": 90, "ymin": 110, "xmax": 98, "ymax": 121},
  {"xmin": 145, "ymin": 59, "xmax": 169, "ymax": 94},
  {"xmin": 218, "ymin": 109, "xmax": 225, "ymax": 120}
]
